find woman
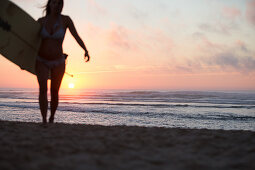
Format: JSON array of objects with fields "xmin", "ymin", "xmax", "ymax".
[{"xmin": 36, "ymin": 0, "xmax": 90, "ymax": 123}]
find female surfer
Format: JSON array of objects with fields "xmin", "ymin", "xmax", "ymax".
[{"xmin": 37, "ymin": 0, "xmax": 90, "ymax": 123}]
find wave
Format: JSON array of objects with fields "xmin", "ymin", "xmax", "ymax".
[
  {"xmin": 1, "ymin": 90, "xmax": 255, "ymax": 106},
  {"xmin": 1, "ymin": 103, "xmax": 255, "ymax": 122},
  {"xmin": 59, "ymin": 101, "xmax": 255, "ymax": 109},
  {"xmin": 1, "ymin": 100, "xmax": 255, "ymax": 110}
]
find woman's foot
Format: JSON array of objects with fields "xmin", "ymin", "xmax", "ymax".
[
  {"xmin": 43, "ymin": 118, "xmax": 47, "ymax": 124},
  {"xmin": 49, "ymin": 116, "xmax": 54, "ymax": 123}
]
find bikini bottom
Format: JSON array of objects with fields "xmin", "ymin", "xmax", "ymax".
[{"xmin": 36, "ymin": 55, "xmax": 65, "ymax": 69}]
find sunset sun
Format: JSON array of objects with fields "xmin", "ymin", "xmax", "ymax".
[{"xmin": 68, "ymin": 83, "xmax": 75, "ymax": 89}]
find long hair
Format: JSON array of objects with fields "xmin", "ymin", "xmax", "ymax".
[{"xmin": 43, "ymin": 0, "xmax": 64, "ymax": 16}]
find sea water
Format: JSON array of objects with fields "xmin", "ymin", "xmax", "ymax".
[{"xmin": 0, "ymin": 88, "xmax": 254, "ymax": 131}]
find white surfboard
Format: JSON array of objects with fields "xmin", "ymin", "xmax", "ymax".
[{"xmin": 0, "ymin": 0, "xmax": 41, "ymax": 75}]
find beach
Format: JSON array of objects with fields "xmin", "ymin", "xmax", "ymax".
[{"xmin": 0, "ymin": 120, "xmax": 254, "ymax": 170}]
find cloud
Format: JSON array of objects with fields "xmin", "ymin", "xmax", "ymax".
[
  {"xmin": 87, "ymin": 0, "xmax": 107, "ymax": 15},
  {"xmin": 242, "ymin": 56, "xmax": 255, "ymax": 71},
  {"xmin": 192, "ymin": 32, "xmax": 206, "ymax": 40},
  {"xmin": 107, "ymin": 24, "xmax": 134, "ymax": 50},
  {"xmin": 235, "ymin": 40, "xmax": 249, "ymax": 53},
  {"xmin": 85, "ymin": 23, "xmax": 138, "ymax": 51},
  {"xmin": 86, "ymin": 22, "xmax": 254, "ymax": 74},
  {"xmin": 187, "ymin": 35, "xmax": 255, "ymax": 73},
  {"xmin": 246, "ymin": 0, "xmax": 255, "ymax": 26},
  {"xmin": 193, "ymin": 32, "xmax": 252, "ymax": 54},
  {"xmin": 222, "ymin": 7, "xmax": 241, "ymax": 20},
  {"xmin": 129, "ymin": 6, "xmax": 148, "ymax": 21},
  {"xmin": 196, "ymin": 36, "xmax": 226, "ymax": 55},
  {"xmin": 210, "ymin": 54, "xmax": 239, "ymax": 68},
  {"xmin": 199, "ymin": 6, "xmax": 241, "ymax": 35},
  {"xmin": 199, "ymin": 23, "xmax": 225, "ymax": 34},
  {"xmin": 204, "ymin": 54, "xmax": 255, "ymax": 72},
  {"xmin": 197, "ymin": 39, "xmax": 255, "ymax": 72},
  {"xmin": 106, "ymin": 23, "xmax": 173, "ymax": 51},
  {"xmin": 84, "ymin": 22, "xmax": 174, "ymax": 65},
  {"xmin": 198, "ymin": 21, "xmax": 239, "ymax": 35},
  {"xmin": 94, "ymin": 52, "xmax": 255, "ymax": 75}
]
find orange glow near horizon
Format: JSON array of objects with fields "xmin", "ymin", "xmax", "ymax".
[{"xmin": 1, "ymin": 55, "xmax": 255, "ymax": 91}]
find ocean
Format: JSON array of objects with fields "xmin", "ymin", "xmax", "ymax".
[{"xmin": 0, "ymin": 88, "xmax": 254, "ymax": 131}]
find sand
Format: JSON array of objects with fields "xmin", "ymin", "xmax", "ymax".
[{"xmin": 0, "ymin": 120, "xmax": 254, "ymax": 170}]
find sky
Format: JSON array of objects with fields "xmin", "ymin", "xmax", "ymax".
[{"xmin": 0, "ymin": 0, "xmax": 255, "ymax": 90}]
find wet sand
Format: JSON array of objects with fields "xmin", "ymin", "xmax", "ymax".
[{"xmin": 0, "ymin": 120, "xmax": 254, "ymax": 170}]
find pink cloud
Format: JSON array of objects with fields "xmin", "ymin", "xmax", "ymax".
[
  {"xmin": 222, "ymin": 7, "xmax": 241, "ymax": 20},
  {"xmin": 235, "ymin": 40, "xmax": 249, "ymax": 52},
  {"xmin": 107, "ymin": 24, "xmax": 134, "ymax": 50},
  {"xmin": 246, "ymin": 0, "xmax": 255, "ymax": 26},
  {"xmin": 101, "ymin": 23, "xmax": 174, "ymax": 56},
  {"xmin": 87, "ymin": 0, "xmax": 107, "ymax": 15},
  {"xmin": 82, "ymin": 21, "xmax": 175, "ymax": 68},
  {"xmin": 193, "ymin": 37, "xmax": 255, "ymax": 73},
  {"xmin": 200, "ymin": 23, "xmax": 227, "ymax": 34},
  {"xmin": 196, "ymin": 36, "xmax": 226, "ymax": 54},
  {"xmin": 199, "ymin": 21, "xmax": 239, "ymax": 35},
  {"xmin": 84, "ymin": 20, "xmax": 255, "ymax": 75}
]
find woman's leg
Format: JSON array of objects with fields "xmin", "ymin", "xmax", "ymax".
[
  {"xmin": 35, "ymin": 60, "xmax": 49, "ymax": 123},
  {"xmin": 49, "ymin": 62, "xmax": 65, "ymax": 123}
]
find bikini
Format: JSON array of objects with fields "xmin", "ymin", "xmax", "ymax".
[{"xmin": 37, "ymin": 15, "xmax": 66, "ymax": 69}]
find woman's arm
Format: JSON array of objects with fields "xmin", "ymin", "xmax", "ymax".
[{"xmin": 66, "ymin": 16, "xmax": 90, "ymax": 62}]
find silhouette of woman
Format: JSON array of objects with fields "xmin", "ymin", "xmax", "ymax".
[{"xmin": 36, "ymin": 0, "xmax": 89, "ymax": 123}]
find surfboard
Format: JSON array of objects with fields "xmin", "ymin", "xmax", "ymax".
[{"xmin": 0, "ymin": 0, "xmax": 41, "ymax": 75}]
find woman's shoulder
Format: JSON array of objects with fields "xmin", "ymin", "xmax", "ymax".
[
  {"xmin": 61, "ymin": 15, "xmax": 72, "ymax": 22},
  {"xmin": 61, "ymin": 15, "xmax": 73, "ymax": 26}
]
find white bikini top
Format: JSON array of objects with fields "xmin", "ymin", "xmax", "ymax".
[{"xmin": 41, "ymin": 15, "xmax": 66, "ymax": 40}]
